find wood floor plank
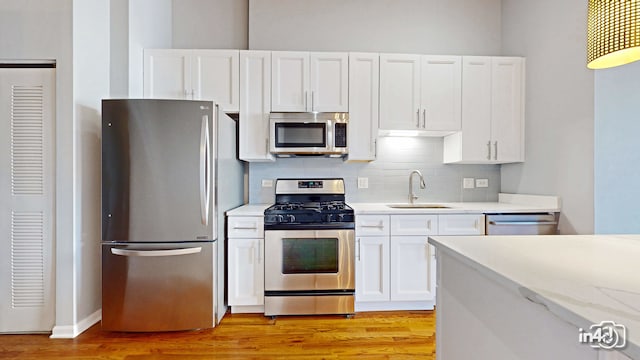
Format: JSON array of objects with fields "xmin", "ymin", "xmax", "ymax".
[{"xmin": 0, "ymin": 311, "xmax": 435, "ymax": 359}]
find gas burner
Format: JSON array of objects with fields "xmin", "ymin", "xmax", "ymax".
[{"xmin": 264, "ymin": 179, "xmax": 354, "ymax": 229}]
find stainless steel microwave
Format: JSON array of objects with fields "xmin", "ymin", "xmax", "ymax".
[{"xmin": 269, "ymin": 112, "xmax": 349, "ymax": 157}]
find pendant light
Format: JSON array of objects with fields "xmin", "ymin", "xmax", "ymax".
[{"xmin": 587, "ymin": 0, "xmax": 640, "ymax": 69}]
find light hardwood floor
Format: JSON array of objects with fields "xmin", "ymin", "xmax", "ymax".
[{"xmin": 0, "ymin": 311, "xmax": 435, "ymax": 359}]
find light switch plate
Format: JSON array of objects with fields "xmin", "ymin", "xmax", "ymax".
[
  {"xmin": 476, "ymin": 179, "xmax": 489, "ymax": 188},
  {"xmin": 262, "ymin": 179, "xmax": 273, "ymax": 188},
  {"xmin": 357, "ymin": 177, "xmax": 369, "ymax": 189},
  {"xmin": 463, "ymin": 178, "xmax": 475, "ymax": 189}
]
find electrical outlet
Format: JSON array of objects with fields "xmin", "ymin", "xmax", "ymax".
[
  {"xmin": 262, "ymin": 179, "xmax": 273, "ymax": 188},
  {"xmin": 463, "ymin": 178, "xmax": 475, "ymax": 189},
  {"xmin": 357, "ymin": 177, "xmax": 369, "ymax": 189},
  {"xmin": 476, "ymin": 179, "xmax": 489, "ymax": 188}
]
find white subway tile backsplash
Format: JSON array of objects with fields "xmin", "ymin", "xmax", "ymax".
[{"xmin": 248, "ymin": 137, "xmax": 500, "ymax": 204}]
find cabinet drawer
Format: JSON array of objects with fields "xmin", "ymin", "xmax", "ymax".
[
  {"xmin": 228, "ymin": 216, "xmax": 264, "ymax": 238},
  {"xmin": 390, "ymin": 215, "xmax": 438, "ymax": 236},
  {"xmin": 356, "ymin": 215, "xmax": 390, "ymax": 236},
  {"xmin": 438, "ymin": 214, "xmax": 485, "ymax": 235}
]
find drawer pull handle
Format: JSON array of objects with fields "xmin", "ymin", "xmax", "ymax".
[
  {"xmin": 360, "ymin": 224, "xmax": 384, "ymax": 228},
  {"xmin": 233, "ymin": 226, "xmax": 258, "ymax": 230}
]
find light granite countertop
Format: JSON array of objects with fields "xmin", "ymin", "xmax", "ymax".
[
  {"xmin": 428, "ymin": 234, "xmax": 640, "ymax": 359},
  {"xmin": 226, "ymin": 193, "xmax": 561, "ymax": 216}
]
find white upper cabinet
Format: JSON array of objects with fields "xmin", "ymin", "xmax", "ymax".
[
  {"xmin": 491, "ymin": 57, "xmax": 524, "ymax": 163},
  {"xmin": 271, "ymin": 51, "xmax": 348, "ymax": 112},
  {"xmin": 310, "ymin": 52, "xmax": 349, "ymax": 112},
  {"xmin": 379, "ymin": 54, "xmax": 461, "ymax": 134},
  {"xmin": 379, "ymin": 54, "xmax": 421, "ymax": 131},
  {"xmin": 421, "ymin": 56, "xmax": 462, "ymax": 132},
  {"xmin": 191, "ymin": 50, "xmax": 240, "ymax": 112},
  {"xmin": 143, "ymin": 49, "xmax": 240, "ymax": 112},
  {"xmin": 443, "ymin": 56, "xmax": 525, "ymax": 164},
  {"xmin": 144, "ymin": 49, "xmax": 192, "ymax": 99},
  {"xmin": 239, "ymin": 50, "xmax": 274, "ymax": 162},
  {"xmin": 346, "ymin": 52, "xmax": 379, "ymax": 162}
]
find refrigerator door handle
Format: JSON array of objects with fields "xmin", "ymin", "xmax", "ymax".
[
  {"xmin": 111, "ymin": 247, "xmax": 203, "ymax": 257},
  {"xmin": 200, "ymin": 115, "xmax": 211, "ymax": 226}
]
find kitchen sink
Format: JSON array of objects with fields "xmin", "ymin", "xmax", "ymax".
[{"xmin": 386, "ymin": 204, "xmax": 450, "ymax": 209}]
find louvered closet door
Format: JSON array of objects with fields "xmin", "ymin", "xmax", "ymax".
[{"xmin": 0, "ymin": 67, "xmax": 55, "ymax": 332}]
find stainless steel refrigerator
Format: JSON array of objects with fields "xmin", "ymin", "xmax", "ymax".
[{"xmin": 101, "ymin": 99, "xmax": 243, "ymax": 332}]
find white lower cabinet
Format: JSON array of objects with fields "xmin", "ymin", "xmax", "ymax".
[
  {"xmin": 228, "ymin": 238, "xmax": 264, "ymax": 308},
  {"xmin": 355, "ymin": 236, "xmax": 390, "ymax": 302},
  {"xmin": 390, "ymin": 236, "xmax": 433, "ymax": 301},
  {"xmin": 227, "ymin": 216, "xmax": 265, "ymax": 313},
  {"xmin": 355, "ymin": 213, "xmax": 484, "ymax": 311}
]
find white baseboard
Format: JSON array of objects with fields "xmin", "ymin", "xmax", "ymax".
[
  {"xmin": 230, "ymin": 305, "xmax": 265, "ymax": 314},
  {"xmin": 50, "ymin": 309, "xmax": 101, "ymax": 339},
  {"xmin": 355, "ymin": 301, "xmax": 435, "ymax": 312}
]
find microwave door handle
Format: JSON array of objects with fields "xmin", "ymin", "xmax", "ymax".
[{"xmin": 328, "ymin": 121, "xmax": 334, "ymax": 151}]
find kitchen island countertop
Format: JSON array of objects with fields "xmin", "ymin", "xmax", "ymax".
[{"xmin": 428, "ymin": 234, "xmax": 640, "ymax": 359}]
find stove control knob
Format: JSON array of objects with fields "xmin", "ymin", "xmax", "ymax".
[
  {"xmin": 276, "ymin": 215, "xmax": 284, "ymax": 223},
  {"xmin": 325, "ymin": 214, "xmax": 333, "ymax": 222},
  {"xmin": 338, "ymin": 214, "xmax": 346, "ymax": 222},
  {"xmin": 287, "ymin": 214, "xmax": 296, "ymax": 223}
]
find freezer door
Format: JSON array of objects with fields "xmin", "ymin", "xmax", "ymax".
[
  {"xmin": 101, "ymin": 242, "xmax": 215, "ymax": 332},
  {"xmin": 102, "ymin": 99, "xmax": 216, "ymax": 242}
]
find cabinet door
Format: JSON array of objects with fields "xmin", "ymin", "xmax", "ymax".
[
  {"xmin": 356, "ymin": 236, "xmax": 390, "ymax": 302},
  {"xmin": 310, "ymin": 52, "xmax": 348, "ymax": 112},
  {"xmin": 347, "ymin": 52, "xmax": 378, "ymax": 161},
  {"xmin": 491, "ymin": 57, "xmax": 524, "ymax": 163},
  {"xmin": 379, "ymin": 54, "xmax": 421, "ymax": 130},
  {"xmin": 438, "ymin": 214, "xmax": 485, "ymax": 235},
  {"xmin": 460, "ymin": 56, "xmax": 492, "ymax": 162},
  {"xmin": 228, "ymin": 238, "xmax": 264, "ymax": 306},
  {"xmin": 390, "ymin": 215, "xmax": 438, "ymax": 236},
  {"xmin": 192, "ymin": 50, "xmax": 239, "ymax": 112},
  {"xmin": 390, "ymin": 236, "xmax": 433, "ymax": 301},
  {"xmin": 143, "ymin": 49, "xmax": 191, "ymax": 99},
  {"xmin": 271, "ymin": 51, "xmax": 309, "ymax": 112},
  {"xmin": 239, "ymin": 51, "xmax": 274, "ymax": 162},
  {"xmin": 421, "ymin": 56, "xmax": 461, "ymax": 132}
]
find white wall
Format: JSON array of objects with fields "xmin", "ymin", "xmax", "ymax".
[
  {"xmin": 172, "ymin": 0, "xmax": 248, "ymax": 49},
  {"xmin": 72, "ymin": 0, "xmax": 110, "ymax": 327},
  {"xmin": 500, "ymin": 0, "xmax": 594, "ymax": 234},
  {"xmin": 248, "ymin": 0, "xmax": 502, "ymax": 54},
  {"xmin": 594, "ymin": 61, "xmax": 640, "ymax": 234},
  {"xmin": 0, "ymin": 0, "xmax": 76, "ymax": 330},
  {"xmin": 128, "ymin": 0, "xmax": 172, "ymax": 97},
  {"xmin": 110, "ymin": 0, "xmax": 129, "ymax": 97}
]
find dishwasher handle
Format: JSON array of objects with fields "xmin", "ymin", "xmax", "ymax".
[{"xmin": 488, "ymin": 220, "xmax": 558, "ymax": 226}]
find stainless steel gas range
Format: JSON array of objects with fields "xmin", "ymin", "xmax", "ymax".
[{"xmin": 263, "ymin": 179, "xmax": 355, "ymax": 317}]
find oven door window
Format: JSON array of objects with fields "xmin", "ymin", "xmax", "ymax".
[
  {"xmin": 282, "ymin": 238, "xmax": 338, "ymax": 274},
  {"xmin": 275, "ymin": 122, "xmax": 326, "ymax": 148}
]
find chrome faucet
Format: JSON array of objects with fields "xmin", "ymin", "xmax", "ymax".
[{"xmin": 408, "ymin": 170, "xmax": 426, "ymax": 204}]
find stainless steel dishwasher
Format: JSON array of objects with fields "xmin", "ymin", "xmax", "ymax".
[{"xmin": 485, "ymin": 213, "xmax": 560, "ymax": 235}]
